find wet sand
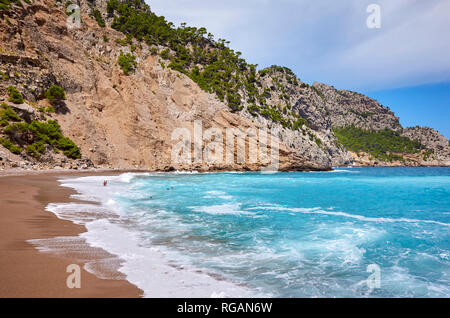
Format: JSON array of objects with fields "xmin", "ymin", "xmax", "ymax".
[{"xmin": 0, "ymin": 170, "xmax": 143, "ymax": 297}]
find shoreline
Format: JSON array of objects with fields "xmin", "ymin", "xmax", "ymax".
[
  {"xmin": 1, "ymin": 164, "xmax": 449, "ymax": 180},
  {"xmin": 1, "ymin": 167, "xmax": 448, "ymax": 297},
  {"xmin": 0, "ymin": 171, "xmax": 143, "ymax": 297}
]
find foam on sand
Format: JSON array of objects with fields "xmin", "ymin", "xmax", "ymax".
[{"xmin": 42, "ymin": 173, "xmax": 259, "ymax": 297}]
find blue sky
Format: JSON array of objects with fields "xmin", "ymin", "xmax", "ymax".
[{"xmin": 147, "ymin": 0, "xmax": 450, "ymax": 138}]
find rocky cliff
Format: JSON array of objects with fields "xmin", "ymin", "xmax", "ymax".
[{"xmin": 0, "ymin": 0, "xmax": 448, "ymax": 171}]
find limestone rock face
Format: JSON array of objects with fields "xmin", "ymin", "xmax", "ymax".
[
  {"xmin": 401, "ymin": 127, "xmax": 450, "ymax": 166},
  {"xmin": 0, "ymin": 0, "xmax": 448, "ymax": 171},
  {"xmin": 9, "ymin": 102, "xmax": 35, "ymax": 122},
  {"xmin": 0, "ymin": 0, "xmax": 331, "ymax": 171},
  {"xmin": 312, "ymin": 82, "xmax": 402, "ymax": 131}
]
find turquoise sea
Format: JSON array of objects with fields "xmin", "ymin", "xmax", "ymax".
[{"xmin": 48, "ymin": 167, "xmax": 450, "ymax": 297}]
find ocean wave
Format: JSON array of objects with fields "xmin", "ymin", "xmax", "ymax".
[
  {"xmin": 45, "ymin": 202, "xmax": 120, "ymax": 225},
  {"xmin": 189, "ymin": 203, "xmax": 253, "ymax": 215},
  {"xmin": 42, "ymin": 170, "xmax": 450, "ymax": 297},
  {"xmin": 203, "ymin": 190, "xmax": 234, "ymax": 200},
  {"xmin": 304, "ymin": 169, "xmax": 359, "ymax": 173},
  {"xmin": 173, "ymin": 170, "xmax": 199, "ymax": 174},
  {"xmin": 60, "ymin": 172, "xmax": 147, "ymax": 185},
  {"xmin": 81, "ymin": 219, "xmax": 261, "ymax": 297},
  {"xmin": 258, "ymin": 206, "xmax": 450, "ymax": 227},
  {"xmin": 45, "ymin": 174, "xmax": 261, "ymax": 297}
]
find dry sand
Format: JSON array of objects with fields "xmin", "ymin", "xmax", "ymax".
[{"xmin": 0, "ymin": 170, "xmax": 143, "ymax": 297}]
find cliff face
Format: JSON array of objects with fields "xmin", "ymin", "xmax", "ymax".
[
  {"xmin": 311, "ymin": 82, "xmax": 402, "ymax": 131},
  {"xmin": 0, "ymin": 0, "xmax": 448, "ymax": 171},
  {"xmin": 0, "ymin": 0, "xmax": 332, "ymax": 171},
  {"xmin": 401, "ymin": 127, "xmax": 450, "ymax": 166}
]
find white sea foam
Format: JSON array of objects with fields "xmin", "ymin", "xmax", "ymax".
[
  {"xmin": 45, "ymin": 202, "xmax": 120, "ymax": 225},
  {"xmin": 255, "ymin": 206, "xmax": 450, "ymax": 227},
  {"xmin": 378, "ymin": 265, "xmax": 450, "ymax": 297},
  {"xmin": 174, "ymin": 170, "xmax": 199, "ymax": 174},
  {"xmin": 27, "ymin": 236, "xmax": 125, "ymax": 280},
  {"xmin": 42, "ymin": 173, "xmax": 259, "ymax": 297},
  {"xmin": 330, "ymin": 169, "xmax": 359, "ymax": 173},
  {"xmin": 304, "ymin": 169, "xmax": 359, "ymax": 173},
  {"xmin": 81, "ymin": 219, "xmax": 259, "ymax": 297},
  {"xmin": 37, "ymin": 171, "xmax": 450, "ymax": 298},
  {"xmin": 189, "ymin": 203, "xmax": 253, "ymax": 215},
  {"xmin": 204, "ymin": 191, "xmax": 234, "ymax": 200}
]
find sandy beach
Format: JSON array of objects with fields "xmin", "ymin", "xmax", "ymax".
[{"xmin": 0, "ymin": 170, "xmax": 143, "ymax": 298}]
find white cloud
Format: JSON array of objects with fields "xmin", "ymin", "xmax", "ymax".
[{"xmin": 146, "ymin": 0, "xmax": 450, "ymax": 91}]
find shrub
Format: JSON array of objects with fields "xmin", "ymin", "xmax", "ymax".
[
  {"xmin": 57, "ymin": 137, "xmax": 81, "ymax": 159},
  {"xmin": 0, "ymin": 71, "xmax": 9, "ymax": 80},
  {"xmin": 91, "ymin": 7, "xmax": 106, "ymax": 27},
  {"xmin": 118, "ymin": 52, "xmax": 137, "ymax": 75},
  {"xmin": 0, "ymin": 137, "xmax": 21, "ymax": 154},
  {"xmin": 160, "ymin": 48, "xmax": 170, "ymax": 60},
  {"xmin": 333, "ymin": 126, "xmax": 426, "ymax": 162},
  {"xmin": 349, "ymin": 109, "xmax": 374, "ymax": 118},
  {"xmin": 106, "ymin": 0, "xmax": 117, "ymax": 14},
  {"xmin": 226, "ymin": 93, "xmax": 242, "ymax": 112},
  {"xmin": 0, "ymin": 103, "xmax": 21, "ymax": 125},
  {"xmin": 247, "ymin": 104, "xmax": 260, "ymax": 117},
  {"xmin": 7, "ymin": 86, "xmax": 24, "ymax": 104},
  {"xmin": 315, "ymin": 137, "xmax": 322, "ymax": 147},
  {"xmin": 115, "ymin": 38, "xmax": 128, "ymax": 46},
  {"xmin": 312, "ymin": 86, "xmax": 325, "ymax": 100},
  {"xmin": 423, "ymin": 149, "xmax": 434, "ymax": 161},
  {"xmin": 3, "ymin": 120, "xmax": 81, "ymax": 159},
  {"xmin": 0, "ymin": 0, "xmax": 19, "ymax": 11},
  {"xmin": 64, "ymin": 1, "xmax": 74, "ymax": 15},
  {"xmin": 26, "ymin": 141, "xmax": 46, "ymax": 158},
  {"xmin": 45, "ymin": 85, "xmax": 66, "ymax": 103},
  {"xmin": 104, "ymin": 1, "xmax": 308, "ymax": 128},
  {"xmin": 45, "ymin": 106, "xmax": 55, "ymax": 113},
  {"xmin": 39, "ymin": 106, "xmax": 55, "ymax": 113},
  {"xmin": 149, "ymin": 46, "xmax": 158, "ymax": 55},
  {"xmin": 292, "ymin": 117, "xmax": 308, "ymax": 130}
]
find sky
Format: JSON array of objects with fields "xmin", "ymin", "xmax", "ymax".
[{"xmin": 147, "ymin": 0, "xmax": 450, "ymax": 138}]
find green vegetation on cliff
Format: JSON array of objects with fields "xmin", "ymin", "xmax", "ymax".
[
  {"xmin": 45, "ymin": 85, "xmax": 66, "ymax": 104},
  {"xmin": 312, "ymin": 86, "xmax": 325, "ymax": 100},
  {"xmin": 348, "ymin": 109, "xmax": 375, "ymax": 118},
  {"xmin": 105, "ymin": 0, "xmax": 303, "ymax": 121},
  {"xmin": 101, "ymin": 1, "xmax": 315, "ymax": 132},
  {"xmin": 333, "ymin": 126, "xmax": 426, "ymax": 161},
  {"xmin": 0, "ymin": 104, "xmax": 81, "ymax": 159},
  {"xmin": 118, "ymin": 52, "xmax": 137, "ymax": 75},
  {"xmin": 0, "ymin": 103, "xmax": 21, "ymax": 126},
  {"xmin": 102, "ymin": 0, "xmax": 316, "ymax": 138},
  {"xmin": 90, "ymin": 6, "xmax": 106, "ymax": 27},
  {"xmin": 4, "ymin": 120, "xmax": 81, "ymax": 159},
  {"xmin": 0, "ymin": 0, "xmax": 20, "ymax": 11},
  {"xmin": 0, "ymin": 137, "xmax": 21, "ymax": 154},
  {"xmin": 7, "ymin": 86, "xmax": 24, "ymax": 104}
]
